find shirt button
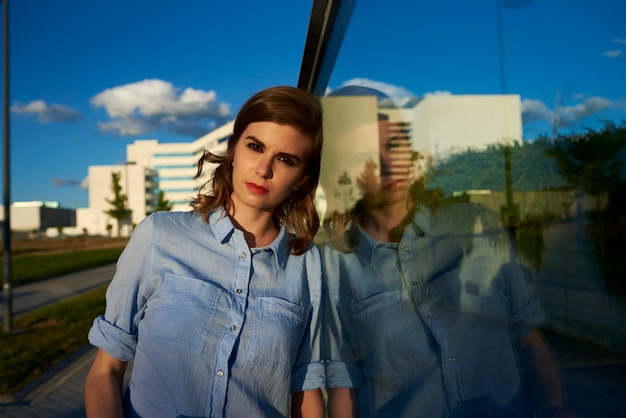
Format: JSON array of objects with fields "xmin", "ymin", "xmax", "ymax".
[
  {"xmin": 427, "ymin": 314, "xmax": 434, "ymax": 321},
  {"xmin": 402, "ymin": 247, "xmax": 410, "ymax": 253},
  {"xmin": 230, "ymin": 325, "xmax": 237, "ymax": 331},
  {"xmin": 236, "ymin": 288, "xmax": 243, "ymax": 294},
  {"xmin": 444, "ymin": 357, "xmax": 456, "ymax": 363},
  {"xmin": 240, "ymin": 252, "xmax": 247, "ymax": 259},
  {"xmin": 216, "ymin": 370, "xmax": 224, "ymax": 377},
  {"xmin": 411, "ymin": 280, "xmax": 422, "ymax": 287},
  {"xmin": 453, "ymin": 401, "xmax": 463, "ymax": 409}
]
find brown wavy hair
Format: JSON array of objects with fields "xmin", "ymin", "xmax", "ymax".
[{"xmin": 191, "ymin": 86, "xmax": 323, "ymax": 255}]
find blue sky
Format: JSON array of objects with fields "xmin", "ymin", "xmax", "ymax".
[{"xmin": 2, "ymin": 0, "xmax": 625, "ymax": 208}]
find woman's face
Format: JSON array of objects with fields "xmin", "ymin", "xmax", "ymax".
[
  {"xmin": 359, "ymin": 119, "xmax": 413, "ymax": 209},
  {"xmin": 230, "ymin": 121, "xmax": 310, "ymax": 217}
]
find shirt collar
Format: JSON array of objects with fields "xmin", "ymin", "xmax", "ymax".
[
  {"xmin": 352, "ymin": 208, "xmax": 432, "ymax": 266},
  {"xmin": 208, "ymin": 208, "xmax": 291, "ymax": 270}
]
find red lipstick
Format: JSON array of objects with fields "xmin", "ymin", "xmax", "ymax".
[{"xmin": 246, "ymin": 182, "xmax": 269, "ymax": 194}]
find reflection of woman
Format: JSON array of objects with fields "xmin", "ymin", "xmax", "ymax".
[
  {"xmin": 322, "ymin": 87, "xmax": 572, "ymax": 418},
  {"xmin": 84, "ymin": 86, "xmax": 325, "ymax": 418}
]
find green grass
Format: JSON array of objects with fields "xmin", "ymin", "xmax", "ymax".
[
  {"xmin": 1, "ymin": 247, "xmax": 124, "ymax": 287},
  {"xmin": 0, "ymin": 285, "xmax": 107, "ymax": 394}
]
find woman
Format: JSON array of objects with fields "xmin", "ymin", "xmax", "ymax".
[{"xmin": 84, "ymin": 86, "xmax": 325, "ymax": 418}]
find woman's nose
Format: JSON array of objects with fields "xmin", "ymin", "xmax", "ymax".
[{"xmin": 256, "ymin": 156, "xmax": 273, "ymax": 179}]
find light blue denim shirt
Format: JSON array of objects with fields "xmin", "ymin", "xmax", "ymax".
[
  {"xmin": 89, "ymin": 210, "xmax": 324, "ymax": 418},
  {"xmin": 322, "ymin": 202, "xmax": 546, "ymax": 418}
]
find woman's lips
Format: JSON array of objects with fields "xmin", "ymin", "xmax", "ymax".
[
  {"xmin": 381, "ymin": 178, "xmax": 409, "ymax": 191},
  {"xmin": 246, "ymin": 182, "xmax": 269, "ymax": 194}
]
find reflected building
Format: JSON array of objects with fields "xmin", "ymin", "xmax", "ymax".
[{"xmin": 319, "ymin": 93, "xmax": 522, "ymax": 220}]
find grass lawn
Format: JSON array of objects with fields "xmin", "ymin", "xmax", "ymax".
[
  {"xmin": 0, "ymin": 285, "xmax": 107, "ymax": 394},
  {"xmin": 1, "ymin": 247, "xmax": 125, "ymax": 287},
  {"xmin": 0, "ymin": 240, "xmax": 126, "ymax": 394}
]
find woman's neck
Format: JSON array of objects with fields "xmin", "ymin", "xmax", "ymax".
[
  {"xmin": 227, "ymin": 205, "xmax": 279, "ymax": 248},
  {"xmin": 358, "ymin": 199, "xmax": 412, "ymax": 243}
]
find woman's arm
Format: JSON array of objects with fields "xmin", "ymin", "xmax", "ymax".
[
  {"xmin": 516, "ymin": 330, "xmax": 576, "ymax": 418},
  {"xmin": 291, "ymin": 389, "xmax": 324, "ymax": 418},
  {"xmin": 84, "ymin": 349, "xmax": 128, "ymax": 418},
  {"xmin": 327, "ymin": 387, "xmax": 359, "ymax": 418}
]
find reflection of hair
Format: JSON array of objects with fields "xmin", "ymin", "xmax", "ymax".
[
  {"xmin": 327, "ymin": 179, "xmax": 445, "ymax": 251},
  {"xmin": 192, "ymin": 86, "xmax": 324, "ymax": 255},
  {"xmin": 324, "ymin": 85, "xmax": 444, "ymax": 250}
]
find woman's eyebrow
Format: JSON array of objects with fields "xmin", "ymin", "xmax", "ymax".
[
  {"xmin": 245, "ymin": 135, "xmax": 265, "ymax": 148},
  {"xmin": 246, "ymin": 135, "xmax": 303, "ymax": 164}
]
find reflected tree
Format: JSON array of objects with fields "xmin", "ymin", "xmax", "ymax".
[
  {"xmin": 546, "ymin": 121, "xmax": 626, "ymax": 301},
  {"xmin": 545, "ymin": 121, "xmax": 625, "ymax": 210}
]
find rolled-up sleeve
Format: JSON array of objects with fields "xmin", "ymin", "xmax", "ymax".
[
  {"xmin": 321, "ymin": 244, "xmax": 364, "ymax": 389},
  {"xmin": 291, "ymin": 246, "xmax": 326, "ymax": 392},
  {"xmin": 88, "ymin": 215, "xmax": 157, "ymax": 361}
]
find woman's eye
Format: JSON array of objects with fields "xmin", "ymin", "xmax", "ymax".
[
  {"xmin": 247, "ymin": 142, "xmax": 262, "ymax": 152},
  {"xmin": 278, "ymin": 156, "xmax": 295, "ymax": 166},
  {"xmin": 386, "ymin": 140, "xmax": 399, "ymax": 151}
]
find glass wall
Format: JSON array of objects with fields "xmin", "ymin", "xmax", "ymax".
[{"xmin": 315, "ymin": 1, "xmax": 626, "ymax": 416}]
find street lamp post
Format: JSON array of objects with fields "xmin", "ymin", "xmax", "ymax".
[{"xmin": 2, "ymin": 0, "xmax": 13, "ymax": 333}]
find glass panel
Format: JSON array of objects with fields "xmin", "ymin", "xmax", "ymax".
[{"xmin": 318, "ymin": 1, "xmax": 626, "ymax": 417}]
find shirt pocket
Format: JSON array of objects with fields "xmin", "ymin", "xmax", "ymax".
[
  {"xmin": 150, "ymin": 273, "xmax": 223, "ymax": 355},
  {"xmin": 251, "ymin": 297, "xmax": 305, "ymax": 372},
  {"xmin": 351, "ymin": 291, "xmax": 420, "ymax": 365}
]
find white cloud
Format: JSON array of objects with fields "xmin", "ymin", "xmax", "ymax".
[
  {"xmin": 51, "ymin": 178, "xmax": 84, "ymax": 187},
  {"xmin": 340, "ymin": 78, "xmax": 416, "ymax": 103},
  {"xmin": 521, "ymin": 99, "xmax": 552, "ymax": 123},
  {"xmin": 522, "ymin": 96, "xmax": 612, "ymax": 127},
  {"xmin": 424, "ymin": 90, "xmax": 452, "ymax": 97},
  {"xmin": 98, "ymin": 118, "xmax": 157, "ymax": 137},
  {"xmin": 612, "ymin": 38, "xmax": 626, "ymax": 44},
  {"xmin": 604, "ymin": 50, "xmax": 622, "ymax": 58},
  {"xmin": 559, "ymin": 97, "xmax": 611, "ymax": 123},
  {"xmin": 333, "ymin": 78, "xmax": 454, "ymax": 107},
  {"xmin": 91, "ymin": 79, "xmax": 231, "ymax": 137},
  {"xmin": 11, "ymin": 100, "xmax": 81, "ymax": 123}
]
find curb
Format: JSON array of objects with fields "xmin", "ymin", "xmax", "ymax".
[{"xmin": 0, "ymin": 344, "xmax": 96, "ymax": 406}]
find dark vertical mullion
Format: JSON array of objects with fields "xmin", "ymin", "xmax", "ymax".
[{"xmin": 298, "ymin": 0, "xmax": 356, "ymax": 96}]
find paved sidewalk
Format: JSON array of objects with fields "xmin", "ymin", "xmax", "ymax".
[
  {"xmin": 0, "ymin": 264, "xmax": 115, "ymax": 417},
  {"xmin": 0, "ymin": 263, "xmax": 116, "ymax": 322},
  {"xmin": 0, "ymin": 345, "xmax": 96, "ymax": 418}
]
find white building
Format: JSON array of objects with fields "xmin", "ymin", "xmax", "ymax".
[
  {"xmin": 399, "ymin": 94, "xmax": 522, "ymax": 162},
  {"xmin": 319, "ymin": 93, "xmax": 523, "ymax": 218},
  {"xmin": 68, "ymin": 121, "xmax": 233, "ymax": 237},
  {"xmin": 0, "ymin": 201, "xmax": 75, "ymax": 238}
]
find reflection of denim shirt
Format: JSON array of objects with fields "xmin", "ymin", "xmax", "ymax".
[
  {"xmin": 89, "ymin": 210, "xmax": 324, "ymax": 418},
  {"xmin": 322, "ymin": 203, "xmax": 545, "ymax": 418}
]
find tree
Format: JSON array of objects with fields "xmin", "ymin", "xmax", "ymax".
[
  {"xmin": 104, "ymin": 171, "xmax": 130, "ymax": 236},
  {"xmin": 154, "ymin": 190, "xmax": 173, "ymax": 212},
  {"xmin": 545, "ymin": 121, "xmax": 626, "ymax": 209}
]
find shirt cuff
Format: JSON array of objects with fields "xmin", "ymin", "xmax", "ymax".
[
  {"xmin": 325, "ymin": 360, "xmax": 363, "ymax": 388},
  {"xmin": 291, "ymin": 361, "xmax": 326, "ymax": 392},
  {"xmin": 510, "ymin": 298, "xmax": 546, "ymax": 339},
  {"xmin": 88, "ymin": 315, "xmax": 137, "ymax": 361}
]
